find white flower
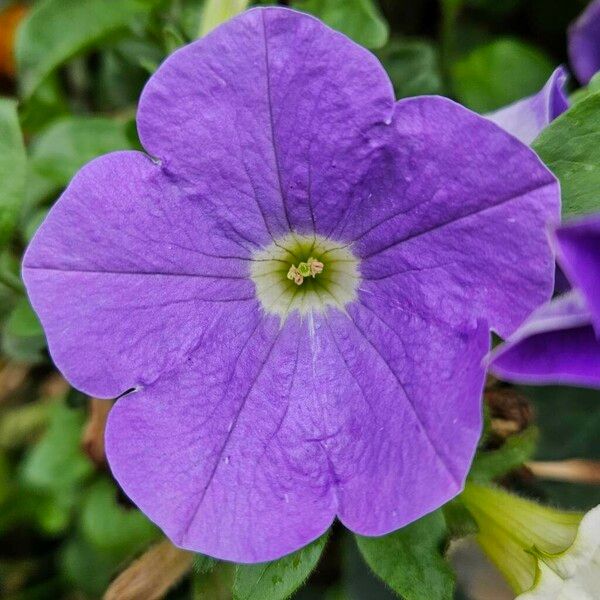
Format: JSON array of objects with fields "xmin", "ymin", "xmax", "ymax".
[
  {"xmin": 461, "ymin": 483, "xmax": 586, "ymax": 595},
  {"xmin": 517, "ymin": 505, "xmax": 600, "ymax": 600}
]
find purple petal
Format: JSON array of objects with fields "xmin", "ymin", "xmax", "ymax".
[
  {"xmin": 23, "ymin": 152, "xmax": 258, "ymax": 398},
  {"xmin": 106, "ymin": 306, "xmax": 488, "ymax": 561},
  {"xmin": 490, "ymin": 292, "xmax": 600, "ymax": 387},
  {"xmin": 555, "ymin": 213, "xmax": 600, "ymax": 330},
  {"xmin": 107, "ymin": 311, "xmax": 336, "ymax": 563},
  {"xmin": 569, "ymin": 0, "xmax": 600, "ymax": 84},
  {"xmin": 137, "ymin": 7, "xmax": 394, "ymax": 239},
  {"xmin": 486, "ymin": 66, "xmax": 569, "ymax": 145},
  {"xmin": 333, "ymin": 306, "xmax": 488, "ymax": 536},
  {"xmin": 341, "ymin": 96, "xmax": 560, "ymax": 338}
]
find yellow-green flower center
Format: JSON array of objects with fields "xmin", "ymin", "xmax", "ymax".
[{"xmin": 250, "ymin": 233, "xmax": 360, "ymax": 319}]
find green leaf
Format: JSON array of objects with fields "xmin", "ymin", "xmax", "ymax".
[
  {"xmin": 292, "ymin": 0, "xmax": 389, "ymax": 49},
  {"xmin": 194, "ymin": 562, "xmax": 235, "ymax": 599},
  {"xmin": 23, "ymin": 208, "xmax": 50, "ymax": 243},
  {"xmin": 0, "ymin": 484, "xmax": 71, "ymax": 535},
  {"xmin": 2, "ymin": 297, "xmax": 47, "ymax": 363},
  {"xmin": 0, "ymin": 398, "xmax": 53, "ymax": 450},
  {"xmin": 199, "ymin": 0, "xmax": 250, "ymax": 37},
  {"xmin": 570, "ymin": 71, "xmax": 600, "ymax": 105},
  {"xmin": 80, "ymin": 478, "xmax": 159, "ymax": 560},
  {"xmin": 18, "ymin": 404, "xmax": 92, "ymax": 534},
  {"xmin": 16, "ymin": 0, "xmax": 153, "ymax": 99},
  {"xmin": 0, "ymin": 99, "xmax": 26, "ymax": 248},
  {"xmin": 30, "ymin": 116, "xmax": 132, "ymax": 187},
  {"xmin": 379, "ymin": 38, "xmax": 444, "ymax": 99},
  {"xmin": 356, "ymin": 511, "xmax": 455, "ymax": 600},
  {"xmin": 442, "ymin": 498, "xmax": 478, "ymax": 539},
  {"xmin": 0, "ymin": 452, "xmax": 9, "ymax": 505},
  {"xmin": 95, "ymin": 40, "xmax": 162, "ymax": 110},
  {"xmin": 469, "ymin": 426, "xmax": 538, "ymax": 482},
  {"xmin": 233, "ymin": 533, "xmax": 328, "ymax": 600},
  {"xmin": 61, "ymin": 536, "xmax": 122, "ymax": 597},
  {"xmin": 452, "ymin": 39, "xmax": 553, "ymax": 112},
  {"xmin": 19, "ymin": 73, "xmax": 70, "ymax": 135},
  {"xmin": 193, "ymin": 553, "xmax": 218, "ymax": 575},
  {"xmin": 532, "ymin": 92, "xmax": 600, "ymax": 217},
  {"xmin": 21, "ymin": 404, "xmax": 92, "ymax": 497}
]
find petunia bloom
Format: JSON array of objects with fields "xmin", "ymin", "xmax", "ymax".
[
  {"xmin": 569, "ymin": 0, "xmax": 600, "ymax": 84},
  {"xmin": 23, "ymin": 8, "xmax": 559, "ymax": 562},
  {"xmin": 486, "ymin": 66, "xmax": 569, "ymax": 146},
  {"xmin": 461, "ymin": 483, "xmax": 597, "ymax": 598},
  {"xmin": 517, "ymin": 505, "xmax": 600, "ymax": 600},
  {"xmin": 491, "ymin": 214, "xmax": 600, "ymax": 388}
]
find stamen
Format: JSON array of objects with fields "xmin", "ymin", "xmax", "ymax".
[
  {"xmin": 287, "ymin": 258, "xmax": 324, "ymax": 286},
  {"xmin": 307, "ymin": 257, "xmax": 324, "ymax": 277},
  {"xmin": 287, "ymin": 265, "xmax": 304, "ymax": 285}
]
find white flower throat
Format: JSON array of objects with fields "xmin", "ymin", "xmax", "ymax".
[{"xmin": 250, "ymin": 233, "xmax": 360, "ymax": 319}]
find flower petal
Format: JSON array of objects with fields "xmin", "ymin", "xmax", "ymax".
[
  {"xmin": 106, "ymin": 303, "xmax": 488, "ymax": 561},
  {"xmin": 490, "ymin": 292, "xmax": 600, "ymax": 387},
  {"xmin": 342, "ymin": 96, "xmax": 560, "ymax": 338},
  {"xmin": 486, "ymin": 66, "xmax": 569, "ymax": 145},
  {"xmin": 517, "ymin": 505, "xmax": 600, "ymax": 599},
  {"xmin": 569, "ymin": 0, "xmax": 600, "ymax": 84},
  {"xmin": 23, "ymin": 152, "xmax": 257, "ymax": 398},
  {"xmin": 326, "ymin": 305, "xmax": 488, "ymax": 536},
  {"xmin": 555, "ymin": 214, "xmax": 600, "ymax": 330},
  {"xmin": 137, "ymin": 7, "xmax": 394, "ymax": 240},
  {"xmin": 106, "ymin": 311, "xmax": 336, "ymax": 563}
]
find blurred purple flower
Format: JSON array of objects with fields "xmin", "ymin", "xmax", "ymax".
[
  {"xmin": 487, "ymin": 66, "xmax": 569, "ymax": 145},
  {"xmin": 569, "ymin": 0, "xmax": 600, "ymax": 84},
  {"xmin": 22, "ymin": 8, "xmax": 559, "ymax": 562},
  {"xmin": 491, "ymin": 214, "xmax": 600, "ymax": 388}
]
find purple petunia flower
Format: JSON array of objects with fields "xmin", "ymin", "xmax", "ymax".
[
  {"xmin": 569, "ymin": 0, "xmax": 600, "ymax": 84},
  {"xmin": 486, "ymin": 66, "xmax": 569, "ymax": 146},
  {"xmin": 23, "ymin": 8, "xmax": 559, "ymax": 562},
  {"xmin": 491, "ymin": 214, "xmax": 600, "ymax": 388}
]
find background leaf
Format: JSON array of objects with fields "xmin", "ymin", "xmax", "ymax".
[
  {"xmin": 29, "ymin": 116, "xmax": 133, "ymax": 188},
  {"xmin": 60, "ymin": 535, "xmax": 124, "ymax": 597},
  {"xmin": 533, "ymin": 92, "xmax": 600, "ymax": 217},
  {"xmin": 199, "ymin": 0, "xmax": 250, "ymax": 37},
  {"xmin": 2, "ymin": 297, "xmax": 46, "ymax": 363},
  {"xmin": 16, "ymin": 0, "xmax": 153, "ymax": 99},
  {"xmin": 194, "ymin": 562, "xmax": 235, "ymax": 599},
  {"xmin": 442, "ymin": 498, "xmax": 479, "ymax": 540},
  {"xmin": 292, "ymin": 0, "xmax": 389, "ymax": 49},
  {"xmin": 469, "ymin": 426, "xmax": 539, "ymax": 483},
  {"xmin": 233, "ymin": 534, "xmax": 328, "ymax": 600},
  {"xmin": 80, "ymin": 477, "xmax": 159, "ymax": 560},
  {"xmin": 0, "ymin": 99, "xmax": 26, "ymax": 248},
  {"xmin": 356, "ymin": 511, "xmax": 454, "ymax": 600},
  {"xmin": 193, "ymin": 552, "xmax": 218, "ymax": 575},
  {"xmin": 21, "ymin": 404, "xmax": 92, "ymax": 496},
  {"xmin": 452, "ymin": 39, "xmax": 554, "ymax": 112},
  {"xmin": 379, "ymin": 38, "xmax": 444, "ymax": 98}
]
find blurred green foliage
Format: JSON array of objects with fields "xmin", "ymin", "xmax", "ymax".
[
  {"xmin": 452, "ymin": 39, "xmax": 553, "ymax": 112},
  {"xmin": 0, "ymin": 0, "xmax": 599, "ymax": 598}
]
